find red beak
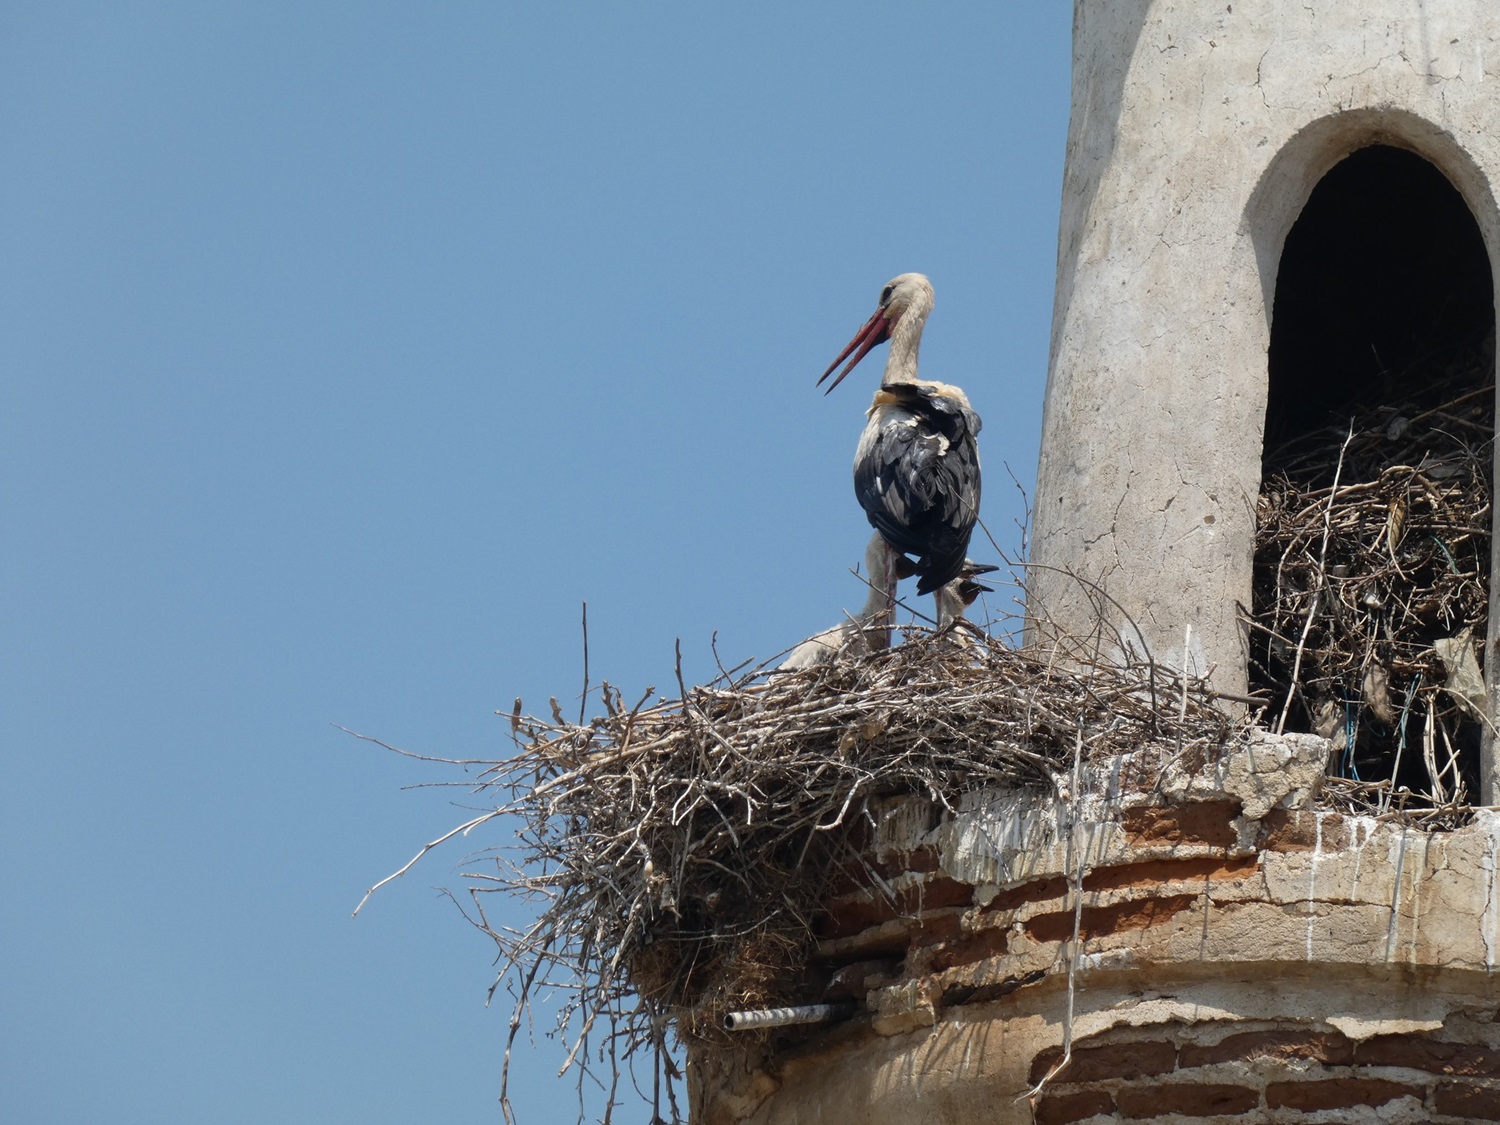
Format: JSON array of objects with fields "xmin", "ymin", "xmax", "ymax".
[{"xmin": 816, "ymin": 307, "xmax": 891, "ymax": 393}]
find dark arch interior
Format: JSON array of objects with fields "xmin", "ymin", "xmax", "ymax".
[
  {"xmin": 1256, "ymin": 144, "xmax": 1494, "ymax": 803},
  {"xmin": 1265, "ymin": 145, "xmax": 1493, "ymax": 454}
]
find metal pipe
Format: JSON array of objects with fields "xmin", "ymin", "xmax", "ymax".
[{"xmin": 722, "ymin": 1002, "xmax": 855, "ymax": 1032}]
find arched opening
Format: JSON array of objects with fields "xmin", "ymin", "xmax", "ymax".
[{"xmin": 1253, "ymin": 144, "xmax": 1495, "ymax": 806}]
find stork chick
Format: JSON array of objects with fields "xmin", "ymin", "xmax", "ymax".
[{"xmin": 934, "ymin": 560, "xmax": 998, "ymax": 634}]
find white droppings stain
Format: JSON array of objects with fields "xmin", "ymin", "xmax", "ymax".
[
  {"xmin": 1482, "ymin": 812, "xmax": 1500, "ymax": 970},
  {"xmin": 1305, "ymin": 810, "xmax": 1325, "ymax": 960},
  {"xmin": 1348, "ymin": 817, "xmax": 1370, "ymax": 901},
  {"xmin": 1385, "ymin": 825, "xmax": 1408, "ymax": 963},
  {"xmin": 1407, "ymin": 832, "xmax": 1431, "ymax": 967}
]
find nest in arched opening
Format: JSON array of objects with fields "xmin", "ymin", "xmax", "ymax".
[{"xmin": 1250, "ymin": 331, "xmax": 1494, "ymax": 814}]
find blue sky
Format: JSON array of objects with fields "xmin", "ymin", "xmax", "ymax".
[{"xmin": 1, "ymin": 5, "xmax": 1070, "ymax": 1121}]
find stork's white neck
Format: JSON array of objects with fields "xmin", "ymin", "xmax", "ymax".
[
  {"xmin": 882, "ymin": 297, "xmax": 931, "ymax": 385},
  {"xmin": 934, "ymin": 582, "xmax": 963, "ymax": 628}
]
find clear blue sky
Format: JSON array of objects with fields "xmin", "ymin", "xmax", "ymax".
[{"xmin": 1, "ymin": 5, "xmax": 1070, "ymax": 1122}]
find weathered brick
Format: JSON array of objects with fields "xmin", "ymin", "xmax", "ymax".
[
  {"xmin": 1114, "ymin": 1082, "xmax": 1259, "ymax": 1118},
  {"xmin": 941, "ymin": 967, "xmax": 1046, "ymax": 1008},
  {"xmin": 922, "ymin": 925, "xmax": 1010, "ymax": 972},
  {"xmin": 973, "ymin": 875, "xmax": 1069, "ymax": 917},
  {"xmin": 1033, "ymin": 1089, "xmax": 1115, "ymax": 1125},
  {"xmin": 1028, "ymin": 1041, "xmax": 1178, "ymax": 1086},
  {"xmin": 820, "ymin": 875, "xmax": 974, "ymax": 938},
  {"xmin": 820, "ymin": 958, "xmax": 898, "ymax": 1000},
  {"xmin": 1178, "ymin": 1028, "xmax": 1354, "ymax": 1070},
  {"xmin": 1082, "ymin": 855, "xmax": 1257, "ymax": 894},
  {"xmin": 1121, "ymin": 801, "xmax": 1241, "ymax": 847},
  {"xmin": 1435, "ymin": 1081, "xmax": 1500, "ymax": 1118},
  {"xmin": 1026, "ymin": 895, "xmax": 1198, "ymax": 945},
  {"xmin": 1259, "ymin": 808, "xmax": 1357, "ymax": 852},
  {"xmin": 1355, "ymin": 1034, "xmax": 1500, "ymax": 1076},
  {"xmin": 1265, "ymin": 1077, "xmax": 1425, "ymax": 1111}
]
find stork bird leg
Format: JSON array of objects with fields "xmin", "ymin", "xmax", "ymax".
[{"xmin": 874, "ymin": 548, "xmax": 919, "ymax": 647}]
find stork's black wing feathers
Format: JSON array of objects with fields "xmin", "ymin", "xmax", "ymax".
[{"xmin": 854, "ymin": 384, "xmax": 982, "ymax": 594}]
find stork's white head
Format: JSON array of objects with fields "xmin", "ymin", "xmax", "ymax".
[
  {"xmin": 818, "ymin": 272, "xmax": 935, "ymax": 393},
  {"xmin": 879, "ymin": 273, "xmax": 935, "ymax": 327}
]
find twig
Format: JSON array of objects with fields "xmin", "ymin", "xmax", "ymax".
[
  {"xmin": 352, "ymin": 808, "xmax": 504, "ymax": 917},
  {"xmin": 1276, "ymin": 419, "xmax": 1355, "ymax": 735},
  {"xmin": 580, "ymin": 601, "xmax": 590, "ymax": 726}
]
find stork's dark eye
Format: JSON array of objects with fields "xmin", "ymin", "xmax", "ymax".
[{"xmin": 880, "ymin": 284, "xmax": 894, "ymax": 306}]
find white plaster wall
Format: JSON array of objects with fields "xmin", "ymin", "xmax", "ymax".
[{"xmin": 1030, "ymin": 0, "xmax": 1500, "ymax": 699}]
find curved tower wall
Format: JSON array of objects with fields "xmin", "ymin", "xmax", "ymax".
[{"xmin": 1029, "ymin": 1, "xmax": 1500, "ymax": 725}]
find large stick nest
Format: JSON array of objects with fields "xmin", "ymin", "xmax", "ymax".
[
  {"xmin": 1251, "ymin": 334, "xmax": 1494, "ymax": 810},
  {"xmin": 450, "ymin": 630, "xmax": 1236, "ymax": 1120}
]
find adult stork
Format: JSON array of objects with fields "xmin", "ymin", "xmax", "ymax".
[
  {"xmin": 778, "ymin": 532, "xmax": 898, "ymax": 670},
  {"xmin": 817, "ymin": 273, "xmax": 982, "ymax": 614}
]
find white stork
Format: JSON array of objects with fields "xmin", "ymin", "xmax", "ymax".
[
  {"xmin": 778, "ymin": 532, "xmax": 898, "ymax": 670},
  {"xmin": 817, "ymin": 273, "xmax": 982, "ymax": 615}
]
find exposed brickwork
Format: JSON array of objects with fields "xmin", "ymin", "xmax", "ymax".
[
  {"xmin": 1355, "ymin": 1034, "xmax": 1500, "ymax": 1076},
  {"xmin": 1259, "ymin": 808, "xmax": 1356, "ymax": 852},
  {"xmin": 922, "ymin": 925, "xmax": 1010, "ymax": 971},
  {"xmin": 880, "ymin": 844, "xmax": 942, "ymax": 876},
  {"xmin": 1033, "ymin": 1089, "xmax": 1115, "ymax": 1125},
  {"xmin": 1113, "ymin": 1082, "xmax": 1260, "ymax": 1118},
  {"xmin": 1435, "ymin": 1080, "xmax": 1500, "ymax": 1118},
  {"xmin": 941, "ymin": 968, "xmax": 1045, "ymax": 1007},
  {"xmin": 1120, "ymin": 800, "xmax": 1241, "ymax": 847},
  {"xmin": 821, "ymin": 958, "xmax": 897, "ymax": 1000},
  {"xmin": 1264, "ymin": 1077, "xmax": 1425, "ymax": 1111},
  {"xmin": 1028, "ymin": 1041, "xmax": 1178, "ymax": 1086},
  {"xmin": 1081, "ymin": 855, "xmax": 1257, "ymax": 893},
  {"xmin": 827, "ymin": 843, "xmax": 942, "ymax": 891},
  {"xmin": 1177, "ymin": 1028, "xmax": 1354, "ymax": 1069},
  {"xmin": 971, "ymin": 874, "xmax": 1070, "ymax": 917},
  {"xmin": 1021, "ymin": 1028, "xmax": 1500, "ymax": 1124},
  {"xmin": 820, "ymin": 876, "xmax": 974, "ymax": 938},
  {"xmin": 1025, "ymin": 894, "xmax": 1198, "ymax": 945}
]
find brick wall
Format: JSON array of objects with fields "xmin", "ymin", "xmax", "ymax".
[{"xmin": 1032, "ymin": 1025, "xmax": 1500, "ymax": 1123}]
